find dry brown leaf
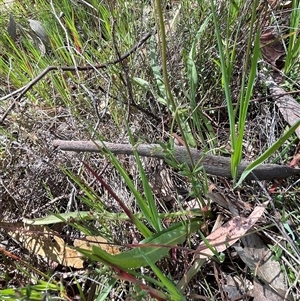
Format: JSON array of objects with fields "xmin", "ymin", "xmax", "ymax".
[
  {"xmin": 74, "ymin": 236, "xmax": 120, "ymax": 255},
  {"xmin": 260, "ymin": 29, "xmax": 285, "ymax": 68},
  {"xmin": 259, "ymin": 0, "xmax": 292, "ymax": 71},
  {"xmin": 9, "ymin": 224, "xmax": 84, "ymax": 268},
  {"xmin": 206, "ymin": 192, "xmax": 252, "ymax": 217},
  {"xmin": 6, "ymin": 224, "xmax": 119, "ymax": 268},
  {"xmin": 195, "ymin": 201, "xmax": 269, "ymax": 259},
  {"xmin": 177, "ymin": 202, "xmax": 269, "ymax": 292}
]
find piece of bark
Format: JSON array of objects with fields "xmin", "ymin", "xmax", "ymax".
[{"xmin": 53, "ymin": 140, "xmax": 300, "ymax": 180}]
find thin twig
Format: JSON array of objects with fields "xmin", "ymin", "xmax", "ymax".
[{"xmin": 0, "ymin": 32, "xmax": 152, "ymax": 124}]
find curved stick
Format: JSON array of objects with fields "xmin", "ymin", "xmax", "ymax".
[{"xmin": 0, "ymin": 32, "xmax": 152, "ymax": 124}]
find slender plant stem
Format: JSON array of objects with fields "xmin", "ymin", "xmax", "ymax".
[{"xmin": 154, "ymin": 0, "xmax": 195, "ymax": 169}]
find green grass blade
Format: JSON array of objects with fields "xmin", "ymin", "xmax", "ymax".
[
  {"xmin": 186, "ymin": 15, "xmax": 211, "ymax": 148},
  {"xmin": 125, "ymin": 121, "xmax": 162, "ymax": 232},
  {"xmin": 187, "ymin": 16, "xmax": 211, "ymax": 105},
  {"xmin": 78, "ymin": 219, "xmax": 202, "ymax": 269},
  {"xmin": 210, "ymin": 0, "xmax": 236, "ymax": 176},
  {"xmin": 232, "ymin": 16, "xmax": 261, "ymax": 178},
  {"xmin": 96, "ymin": 141, "xmax": 155, "ymax": 236},
  {"xmin": 236, "ymin": 119, "xmax": 300, "ymax": 186},
  {"xmin": 132, "ymin": 148, "xmax": 163, "ymax": 232},
  {"xmin": 150, "ymin": 36, "xmax": 167, "ymax": 103},
  {"xmin": 23, "ymin": 211, "xmax": 92, "ymax": 225},
  {"xmin": 95, "ymin": 279, "xmax": 117, "ymax": 301},
  {"xmin": 139, "ymin": 249, "xmax": 186, "ymax": 301},
  {"xmin": 284, "ymin": 0, "xmax": 300, "ymax": 73},
  {"xmin": 84, "ymin": 160, "xmax": 152, "ymax": 237}
]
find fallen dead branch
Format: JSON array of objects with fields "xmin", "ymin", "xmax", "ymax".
[{"xmin": 53, "ymin": 140, "xmax": 300, "ymax": 180}]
